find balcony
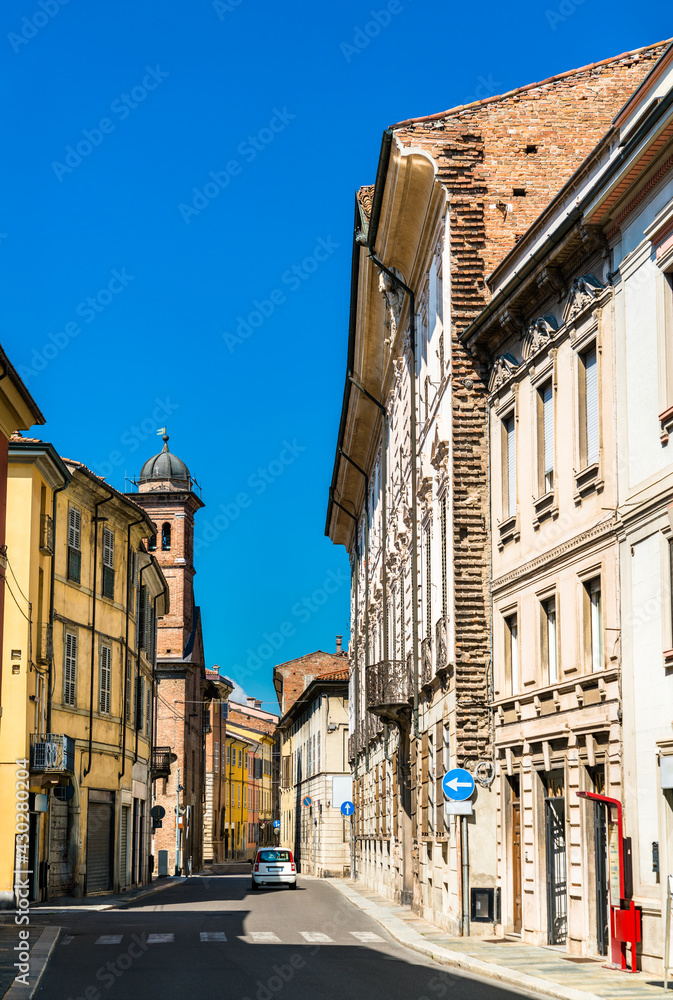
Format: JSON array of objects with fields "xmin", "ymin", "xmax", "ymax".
[
  {"xmin": 40, "ymin": 514, "xmax": 54, "ymax": 555},
  {"xmin": 151, "ymin": 746, "xmax": 175, "ymax": 780},
  {"xmin": 37, "ymin": 623, "xmax": 53, "ymax": 665},
  {"xmin": 30, "ymin": 734, "xmax": 75, "ymax": 774},
  {"xmin": 366, "ymin": 659, "xmax": 412, "ymax": 723}
]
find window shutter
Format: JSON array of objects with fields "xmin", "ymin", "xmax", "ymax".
[
  {"xmin": 543, "ymin": 383, "xmax": 554, "ymax": 478},
  {"xmin": 68, "ymin": 507, "xmax": 81, "ymax": 548},
  {"xmin": 506, "ymin": 415, "xmax": 516, "ymax": 515},
  {"xmin": 103, "ymin": 528, "xmax": 114, "ymax": 567},
  {"xmin": 136, "ymin": 675, "xmax": 143, "ymax": 730},
  {"xmin": 585, "ymin": 347, "xmax": 599, "ymax": 465},
  {"xmin": 64, "ymin": 632, "xmax": 77, "ymax": 706},
  {"xmin": 125, "ymin": 655, "xmax": 132, "ymax": 722},
  {"xmin": 145, "ymin": 683, "xmax": 151, "ymax": 736},
  {"xmin": 99, "ymin": 645, "xmax": 111, "ymax": 714}
]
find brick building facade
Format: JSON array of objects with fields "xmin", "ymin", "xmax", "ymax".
[{"xmin": 325, "ymin": 42, "xmax": 668, "ymax": 932}]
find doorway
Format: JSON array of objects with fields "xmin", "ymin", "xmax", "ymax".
[
  {"xmin": 508, "ymin": 775, "xmax": 522, "ymax": 932},
  {"xmin": 544, "ymin": 770, "xmax": 567, "ymax": 946},
  {"xmin": 588, "ymin": 766, "xmax": 608, "ymax": 956}
]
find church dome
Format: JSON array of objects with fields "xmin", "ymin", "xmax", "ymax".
[{"xmin": 139, "ymin": 435, "xmax": 190, "ymax": 486}]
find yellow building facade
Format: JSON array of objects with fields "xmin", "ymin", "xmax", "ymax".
[{"xmin": 0, "ymin": 442, "xmax": 168, "ymax": 904}]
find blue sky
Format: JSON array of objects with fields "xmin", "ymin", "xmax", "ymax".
[{"xmin": 2, "ymin": 0, "xmax": 669, "ymax": 712}]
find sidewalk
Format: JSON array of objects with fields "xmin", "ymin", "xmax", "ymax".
[
  {"xmin": 28, "ymin": 875, "xmax": 184, "ymax": 913},
  {"xmin": 328, "ymin": 878, "xmax": 670, "ymax": 1000}
]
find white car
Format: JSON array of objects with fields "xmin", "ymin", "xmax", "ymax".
[{"xmin": 251, "ymin": 849, "xmax": 297, "ymax": 890}]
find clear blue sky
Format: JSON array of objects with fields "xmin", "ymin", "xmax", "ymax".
[{"xmin": 2, "ymin": 0, "xmax": 668, "ymax": 712}]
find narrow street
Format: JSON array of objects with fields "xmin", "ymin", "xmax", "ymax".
[{"xmin": 35, "ymin": 874, "xmax": 542, "ymax": 1000}]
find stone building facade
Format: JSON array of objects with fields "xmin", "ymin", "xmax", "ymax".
[
  {"xmin": 325, "ymin": 41, "xmax": 668, "ymax": 933},
  {"xmin": 203, "ymin": 668, "xmax": 233, "ymax": 864}
]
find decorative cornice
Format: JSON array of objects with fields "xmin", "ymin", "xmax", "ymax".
[
  {"xmin": 605, "ymin": 149, "xmax": 673, "ymax": 240},
  {"xmin": 492, "ymin": 515, "xmax": 619, "ymax": 594}
]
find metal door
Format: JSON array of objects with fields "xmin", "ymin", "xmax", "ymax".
[
  {"xmin": 545, "ymin": 796, "xmax": 567, "ymax": 945},
  {"xmin": 48, "ymin": 796, "xmax": 71, "ymax": 897},
  {"xmin": 87, "ymin": 802, "xmax": 113, "ymax": 893},
  {"xmin": 594, "ymin": 801, "xmax": 609, "ymax": 955},
  {"xmin": 512, "ymin": 798, "xmax": 522, "ymax": 931},
  {"xmin": 120, "ymin": 806, "xmax": 129, "ymax": 888}
]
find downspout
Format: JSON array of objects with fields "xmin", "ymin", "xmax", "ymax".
[
  {"xmin": 135, "ymin": 563, "xmax": 149, "ymax": 764},
  {"xmin": 119, "ymin": 518, "xmax": 145, "ymax": 780},
  {"xmin": 46, "ymin": 482, "xmax": 68, "ymax": 736},
  {"xmin": 365, "ymin": 250, "xmax": 419, "ymax": 734},
  {"xmin": 83, "ymin": 490, "xmax": 114, "ymax": 778}
]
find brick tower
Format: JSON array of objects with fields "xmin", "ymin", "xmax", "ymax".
[{"xmin": 129, "ymin": 434, "xmax": 212, "ymax": 875}]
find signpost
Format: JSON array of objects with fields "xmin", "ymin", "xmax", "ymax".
[
  {"xmin": 273, "ymin": 819, "xmax": 280, "ymax": 829},
  {"xmin": 442, "ymin": 768, "xmax": 475, "ymax": 802},
  {"xmin": 341, "ymin": 800, "xmax": 355, "ymax": 817}
]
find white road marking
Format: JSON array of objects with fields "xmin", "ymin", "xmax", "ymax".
[
  {"xmin": 249, "ymin": 931, "xmax": 281, "ymax": 943},
  {"xmin": 299, "ymin": 932, "xmax": 333, "ymax": 943},
  {"xmin": 147, "ymin": 933, "xmax": 174, "ymax": 943},
  {"xmin": 350, "ymin": 931, "xmax": 384, "ymax": 943},
  {"xmin": 200, "ymin": 931, "xmax": 227, "ymax": 942},
  {"xmin": 61, "ymin": 936, "xmax": 74, "ymax": 945},
  {"xmin": 95, "ymin": 935, "xmax": 123, "ymax": 945}
]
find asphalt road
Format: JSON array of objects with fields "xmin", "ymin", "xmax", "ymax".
[{"xmin": 35, "ymin": 874, "xmax": 543, "ymax": 1000}]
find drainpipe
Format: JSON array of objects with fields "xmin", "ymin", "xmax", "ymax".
[
  {"xmin": 83, "ymin": 490, "xmax": 114, "ymax": 778},
  {"xmin": 365, "ymin": 250, "xmax": 419, "ymax": 734},
  {"xmin": 46, "ymin": 482, "xmax": 68, "ymax": 736},
  {"xmin": 135, "ymin": 564, "xmax": 149, "ymax": 764},
  {"xmin": 119, "ymin": 518, "xmax": 145, "ymax": 781}
]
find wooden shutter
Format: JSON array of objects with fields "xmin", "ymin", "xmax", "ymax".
[
  {"xmin": 125, "ymin": 655, "xmax": 132, "ymax": 722},
  {"xmin": 145, "ymin": 682, "xmax": 151, "ymax": 736},
  {"xmin": 64, "ymin": 632, "xmax": 77, "ymax": 706},
  {"xmin": 68, "ymin": 507, "xmax": 81, "ymax": 548},
  {"xmin": 506, "ymin": 415, "xmax": 516, "ymax": 515},
  {"xmin": 103, "ymin": 528, "xmax": 114, "ymax": 567},
  {"xmin": 136, "ymin": 675, "xmax": 143, "ymax": 731},
  {"xmin": 542, "ymin": 383, "xmax": 554, "ymax": 477},
  {"xmin": 421, "ymin": 732, "xmax": 429, "ymax": 835},
  {"xmin": 584, "ymin": 347, "xmax": 599, "ymax": 465},
  {"xmin": 99, "ymin": 645, "xmax": 111, "ymax": 714}
]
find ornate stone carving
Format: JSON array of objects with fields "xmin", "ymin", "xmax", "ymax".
[
  {"xmin": 430, "ymin": 424, "xmax": 450, "ymax": 473},
  {"xmin": 521, "ymin": 314, "xmax": 559, "ymax": 359},
  {"xmin": 488, "ymin": 353, "xmax": 519, "ymax": 393},
  {"xmin": 562, "ymin": 274, "xmax": 605, "ymax": 324},
  {"xmin": 379, "ymin": 271, "xmax": 405, "ymax": 347},
  {"xmin": 536, "ymin": 265, "xmax": 565, "ymax": 300},
  {"xmin": 495, "ymin": 306, "xmax": 524, "ymax": 340}
]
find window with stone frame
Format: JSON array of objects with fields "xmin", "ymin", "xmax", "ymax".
[
  {"xmin": 578, "ymin": 344, "xmax": 599, "ymax": 470},
  {"xmin": 99, "ymin": 643, "xmax": 111, "ymax": 714},
  {"xmin": 537, "ymin": 380, "xmax": 555, "ymax": 495},
  {"xmin": 504, "ymin": 612, "xmax": 520, "ymax": 695},
  {"xmin": 502, "ymin": 411, "xmax": 517, "ymax": 518},
  {"xmin": 582, "ymin": 576, "xmax": 603, "ymax": 673},
  {"xmin": 541, "ymin": 595, "xmax": 558, "ymax": 685}
]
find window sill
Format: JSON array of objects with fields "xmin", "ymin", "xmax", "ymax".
[
  {"xmin": 533, "ymin": 490, "xmax": 558, "ymax": 529},
  {"xmin": 573, "ymin": 462, "xmax": 602, "ymax": 503},
  {"xmin": 497, "ymin": 513, "xmax": 520, "ymax": 550}
]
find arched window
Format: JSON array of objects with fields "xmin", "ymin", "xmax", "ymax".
[
  {"xmin": 148, "ymin": 534, "xmax": 156, "ymax": 552},
  {"xmin": 161, "ymin": 522, "xmax": 171, "ymax": 551}
]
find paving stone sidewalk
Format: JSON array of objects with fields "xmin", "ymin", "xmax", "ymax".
[{"xmin": 328, "ymin": 878, "xmax": 670, "ymax": 1000}]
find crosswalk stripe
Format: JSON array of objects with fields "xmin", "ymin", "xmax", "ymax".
[
  {"xmin": 299, "ymin": 932, "xmax": 333, "ymax": 943},
  {"xmin": 249, "ymin": 931, "xmax": 281, "ymax": 943},
  {"xmin": 95, "ymin": 935, "xmax": 123, "ymax": 945},
  {"xmin": 350, "ymin": 931, "xmax": 384, "ymax": 943},
  {"xmin": 200, "ymin": 931, "xmax": 227, "ymax": 942},
  {"xmin": 147, "ymin": 933, "xmax": 174, "ymax": 944}
]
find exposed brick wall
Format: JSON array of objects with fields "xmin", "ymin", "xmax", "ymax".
[
  {"xmin": 392, "ymin": 43, "xmax": 668, "ymax": 766},
  {"xmin": 273, "ymin": 650, "xmax": 348, "ymax": 717}
]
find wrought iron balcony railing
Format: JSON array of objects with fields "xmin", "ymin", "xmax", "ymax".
[
  {"xmin": 30, "ymin": 734, "xmax": 75, "ymax": 774},
  {"xmin": 151, "ymin": 746, "xmax": 174, "ymax": 779},
  {"xmin": 366, "ymin": 659, "xmax": 412, "ymax": 722}
]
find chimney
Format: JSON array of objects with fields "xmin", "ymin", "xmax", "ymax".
[
  {"xmin": 255, "ymin": 699, "xmax": 262, "ymax": 709},
  {"xmin": 336, "ymin": 635, "xmax": 343, "ymax": 655},
  {"xmin": 247, "ymin": 696, "xmax": 255, "ymax": 707}
]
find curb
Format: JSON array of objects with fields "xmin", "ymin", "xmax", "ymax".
[
  {"xmin": 326, "ymin": 880, "xmax": 606, "ymax": 1000},
  {"xmin": 114, "ymin": 877, "xmax": 184, "ymax": 909},
  {"xmin": 30, "ymin": 877, "xmax": 184, "ymax": 914},
  {"xmin": 3, "ymin": 925, "xmax": 60, "ymax": 1000}
]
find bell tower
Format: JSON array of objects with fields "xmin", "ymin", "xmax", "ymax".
[{"xmin": 131, "ymin": 434, "xmax": 204, "ymax": 657}]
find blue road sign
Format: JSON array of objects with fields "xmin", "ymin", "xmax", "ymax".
[
  {"xmin": 340, "ymin": 800, "xmax": 355, "ymax": 817},
  {"xmin": 302, "ymin": 796, "xmax": 312, "ymax": 808},
  {"xmin": 442, "ymin": 768, "xmax": 475, "ymax": 802},
  {"xmin": 273, "ymin": 819, "xmax": 280, "ymax": 829}
]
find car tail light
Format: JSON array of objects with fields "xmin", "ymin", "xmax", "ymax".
[
  {"xmin": 254, "ymin": 864, "xmax": 259, "ymax": 872},
  {"xmin": 290, "ymin": 863, "xmax": 296, "ymax": 872}
]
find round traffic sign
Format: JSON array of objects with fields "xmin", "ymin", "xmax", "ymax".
[
  {"xmin": 150, "ymin": 805, "xmax": 166, "ymax": 819},
  {"xmin": 340, "ymin": 801, "xmax": 355, "ymax": 817},
  {"xmin": 273, "ymin": 819, "xmax": 280, "ymax": 829},
  {"xmin": 302, "ymin": 796, "xmax": 312, "ymax": 808},
  {"xmin": 442, "ymin": 768, "xmax": 475, "ymax": 802}
]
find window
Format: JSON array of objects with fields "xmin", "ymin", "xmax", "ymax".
[
  {"xmin": 67, "ymin": 507, "xmax": 81, "ymax": 583},
  {"xmin": 148, "ymin": 534, "xmax": 156, "ymax": 552},
  {"xmin": 540, "ymin": 381, "xmax": 554, "ymax": 493},
  {"xmin": 244, "ymin": 752, "xmax": 248, "ymax": 769},
  {"xmin": 227, "ymin": 745, "xmax": 231, "ymax": 766},
  {"xmin": 585, "ymin": 577, "xmax": 603, "ymax": 672},
  {"xmin": 64, "ymin": 631, "xmax": 77, "ymax": 706},
  {"xmin": 503, "ymin": 413, "xmax": 516, "ymax": 517},
  {"xmin": 161, "ymin": 522, "xmax": 171, "ymax": 551},
  {"xmin": 125, "ymin": 655, "xmax": 133, "ymax": 722},
  {"xmin": 136, "ymin": 675, "xmax": 144, "ymax": 731},
  {"xmin": 440, "ymin": 495, "xmax": 448, "ymax": 620},
  {"xmin": 102, "ymin": 527, "xmax": 114, "ymax": 599},
  {"xmin": 145, "ymin": 682, "xmax": 151, "ymax": 737},
  {"xmin": 214, "ymin": 742, "xmax": 219, "ymax": 774},
  {"xmin": 542, "ymin": 597, "xmax": 558, "ymax": 684},
  {"xmin": 428, "ymin": 732, "xmax": 435, "ymax": 834},
  {"xmin": 99, "ymin": 644, "xmax": 111, "ymax": 714},
  {"xmin": 505, "ymin": 614, "xmax": 519, "ymax": 694},
  {"xmin": 238, "ymin": 749, "xmax": 242, "ymax": 768},
  {"xmin": 424, "ymin": 523, "xmax": 432, "ymax": 642},
  {"xmin": 580, "ymin": 345, "xmax": 599, "ymax": 467},
  {"xmin": 244, "ymin": 786, "xmax": 247, "ymax": 808}
]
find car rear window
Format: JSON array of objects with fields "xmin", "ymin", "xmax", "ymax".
[{"xmin": 258, "ymin": 850, "xmax": 291, "ymax": 863}]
